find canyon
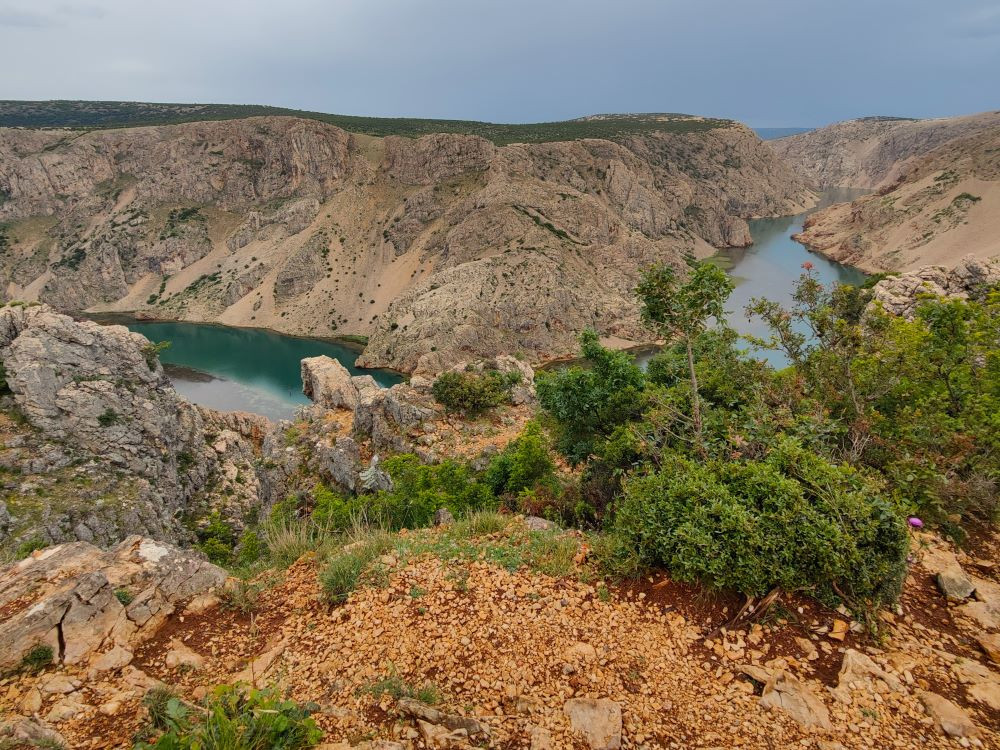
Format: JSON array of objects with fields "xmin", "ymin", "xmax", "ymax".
[{"xmin": 0, "ymin": 112, "xmax": 811, "ymax": 374}]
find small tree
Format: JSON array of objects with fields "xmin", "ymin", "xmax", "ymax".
[{"xmin": 636, "ymin": 259, "xmax": 734, "ymax": 456}]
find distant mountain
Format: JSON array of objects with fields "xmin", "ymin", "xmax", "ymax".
[
  {"xmin": 0, "ymin": 111, "xmax": 811, "ymax": 373},
  {"xmin": 754, "ymin": 127, "xmax": 812, "ymax": 140},
  {"xmin": 771, "ymin": 111, "xmax": 1000, "ymax": 188},
  {"xmin": 0, "ymin": 100, "xmax": 732, "ymax": 145}
]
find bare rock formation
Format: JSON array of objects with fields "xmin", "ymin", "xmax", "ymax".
[
  {"xmin": 771, "ymin": 110, "xmax": 1000, "ymax": 189},
  {"xmin": 0, "ymin": 535, "xmax": 226, "ymax": 673},
  {"xmin": 791, "ymin": 124, "xmax": 1000, "ymax": 271},
  {"xmin": 0, "ymin": 115, "xmax": 812, "ymax": 372},
  {"xmin": 868, "ymin": 255, "xmax": 1000, "ymax": 318},
  {"xmin": 0, "ymin": 303, "xmax": 282, "ymax": 548}
]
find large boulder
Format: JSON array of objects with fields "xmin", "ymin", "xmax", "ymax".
[
  {"xmin": 301, "ymin": 356, "xmax": 377, "ymax": 410},
  {"xmin": 0, "ymin": 536, "xmax": 226, "ymax": 672}
]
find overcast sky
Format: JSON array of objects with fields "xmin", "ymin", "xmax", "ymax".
[{"xmin": 1, "ymin": 0, "xmax": 997, "ymax": 127}]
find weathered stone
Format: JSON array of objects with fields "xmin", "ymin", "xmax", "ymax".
[
  {"xmin": 90, "ymin": 644, "xmax": 133, "ymax": 673},
  {"xmin": 758, "ymin": 671, "xmax": 832, "ymax": 730},
  {"xmin": 0, "ymin": 715, "xmax": 67, "ymax": 747},
  {"xmin": 433, "ymin": 508, "xmax": 455, "ymax": 526},
  {"xmin": 937, "ymin": 569, "xmax": 976, "ymax": 601},
  {"xmin": 524, "ymin": 516, "xmax": 555, "ymax": 531},
  {"xmin": 978, "ymin": 632, "xmax": 1000, "ymax": 664},
  {"xmin": 563, "ymin": 698, "xmax": 622, "ymax": 750},
  {"xmin": 165, "ymin": 638, "xmax": 206, "ymax": 670},
  {"xmin": 918, "ymin": 690, "xmax": 980, "ymax": 738},
  {"xmin": 0, "ymin": 536, "xmax": 225, "ymax": 672},
  {"xmin": 397, "ymin": 698, "xmax": 488, "ymax": 737}
]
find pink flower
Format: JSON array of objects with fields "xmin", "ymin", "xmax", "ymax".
[
  {"xmin": 801, "ymin": 261, "xmax": 814, "ymax": 271},
  {"xmin": 907, "ymin": 517, "xmax": 924, "ymax": 529}
]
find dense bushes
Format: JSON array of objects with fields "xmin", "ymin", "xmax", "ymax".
[
  {"xmin": 137, "ymin": 684, "xmax": 321, "ymax": 749},
  {"xmin": 536, "ymin": 329, "xmax": 646, "ymax": 464},
  {"xmin": 613, "ymin": 438, "xmax": 908, "ymax": 609},
  {"xmin": 432, "ymin": 369, "xmax": 522, "ymax": 415},
  {"xmin": 483, "ymin": 421, "xmax": 557, "ymax": 499}
]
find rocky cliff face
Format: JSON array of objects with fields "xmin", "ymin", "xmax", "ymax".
[
  {"xmin": 869, "ymin": 255, "xmax": 1000, "ymax": 318},
  {"xmin": 771, "ymin": 111, "xmax": 1000, "ymax": 189},
  {"xmin": 0, "ymin": 304, "xmax": 282, "ymax": 550},
  {"xmin": 0, "ymin": 116, "xmax": 812, "ymax": 372},
  {"xmin": 791, "ymin": 126, "xmax": 1000, "ymax": 271}
]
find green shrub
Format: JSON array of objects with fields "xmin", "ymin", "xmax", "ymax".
[
  {"xmin": 19, "ymin": 644, "xmax": 54, "ymax": 674},
  {"xmin": 97, "ymin": 408, "xmax": 119, "ymax": 427},
  {"xmin": 235, "ymin": 530, "xmax": 265, "ymax": 568},
  {"xmin": 431, "ymin": 369, "xmax": 521, "ymax": 415},
  {"xmin": 14, "ymin": 537, "xmax": 45, "ymax": 560},
  {"xmin": 483, "ymin": 421, "xmax": 557, "ymax": 499},
  {"xmin": 137, "ymin": 684, "xmax": 321, "ymax": 750},
  {"xmin": 196, "ymin": 513, "xmax": 235, "ymax": 566},
  {"xmin": 370, "ymin": 455, "xmax": 494, "ymax": 529},
  {"xmin": 537, "ymin": 330, "xmax": 646, "ymax": 464},
  {"xmin": 115, "ymin": 588, "xmax": 134, "ymax": 606},
  {"xmin": 310, "ymin": 484, "xmax": 365, "ymax": 529},
  {"xmin": 613, "ymin": 438, "xmax": 908, "ymax": 612}
]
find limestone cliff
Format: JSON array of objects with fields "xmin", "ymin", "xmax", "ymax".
[
  {"xmin": 0, "ymin": 115, "xmax": 812, "ymax": 372},
  {"xmin": 771, "ymin": 111, "xmax": 1000, "ymax": 190},
  {"xmin": 791, "ymin": 127, "xmax": 1000, "ymax": 271},
  {"xmin": 0, "ymin": 304, "xmax": 281, "ymax": 550}
]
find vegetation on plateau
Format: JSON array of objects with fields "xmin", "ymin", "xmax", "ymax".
[{"xmin": 0, "ymin": 100, "xmax": 731, "ymax": 145}]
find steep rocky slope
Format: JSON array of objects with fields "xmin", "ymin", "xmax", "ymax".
[
  {"xmin": 0, "ymin": 304, "xmax": 282, "ymax": 550},
  {"xmin": 1, "ymin": 521, "xmax": 998, "ymax": 749},
  {"xmin": 0, "ymin": 115, "xmax": 812, "ymax": 372},
  {"xmin": 792, "ymin": 127, "xmax": 1000, "ymax": 271},
  {"xmin": 771, "ymin": 110, "xmax": 1000, "ymax": 189}
]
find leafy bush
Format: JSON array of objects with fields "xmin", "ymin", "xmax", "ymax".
[
  {"xmin": 115, "ymin": 588, "xmax": 134, "ymax": 606},
  {"xmin": 369, "ymin": 455, "xmax": 494, "ymax": 529},
  {"xmin": 196, "ymin": 513, "xmax": 235, "ymax": 566},
  {"xmin": 537, "ymin": 330, "xmax": 646, "ymax": 464},
  {"xmin": 97, "ymin": 408, "xmax": 119, "ymax": 427},
  {"xmin": 431, "ymin": 369, "xmax": 521, "ymax": 416},
  {"xmin": 137, "ymin": 684, "xmax": 321, "ymax": 750},
  {"xmin": 613, "ymin": 438, "xmax": 908, "ymax": 611},
  {"xmin": 483, "ymin": 421, "xmax": 557, "ymax": 499}
]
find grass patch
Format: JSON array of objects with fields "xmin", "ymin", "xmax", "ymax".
[
  {"xmin": 317, "ymin": 512, "xmax": 596, "ymax": 603},
  {"xmin": 360, "ymin": 667, "xmax": 441, "ymax": 705}
]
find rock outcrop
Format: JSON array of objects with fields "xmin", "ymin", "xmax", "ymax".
[
  {"xmin": 0, "ymin": 536, "xmax": 226, "ymax": 673},
  {"xmin": 867, "ymin": 256, "xmax": 1000, "ymax": 318},
  {"xmin": 0, "ymin": 304, "xmax": 283, "ymax": 547},
  {"xmin": 0, "ymin": 115, "xmax": 812, "ymax": 372}
]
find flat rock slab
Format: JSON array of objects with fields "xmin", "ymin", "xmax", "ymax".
[{"xmin": 563, "ymin": 697, "xmax": 622, "ymax": 750}]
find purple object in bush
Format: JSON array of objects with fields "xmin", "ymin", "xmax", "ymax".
[{"xmin": 907, "ymin": 517, "xmax": 924, "ymax": 529}]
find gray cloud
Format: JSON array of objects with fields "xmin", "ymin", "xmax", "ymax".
[
  {"xmin": 0, "ymin": 0, "xmax": 996, "ymax": 127},
  {"xmin": 0, "ymin": 6, "xmax": 58, "ymax": 27}
]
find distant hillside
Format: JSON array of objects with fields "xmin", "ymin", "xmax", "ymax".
[
  {"xmin": 0, "ymin": 114, "xmax": 811, "ymax": 373},
  {"xmin": 0, "ymin": 100, "xmax": 730, "ymax": 145},
  {"xmin": 794, "ymin": 125, "xmax": 1000, "ymax": 271},
  {"xmin": 771, "ymin": 111, "xmax": 1000, "ymax": 188}
]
